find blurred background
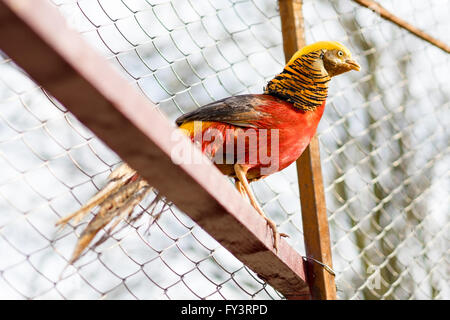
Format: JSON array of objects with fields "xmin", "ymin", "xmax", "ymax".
[{"xmin": 0, "ymin": 0, "xmax": 448, "ymax": 299}]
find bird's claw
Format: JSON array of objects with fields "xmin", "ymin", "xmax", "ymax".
[{"xmin": 264, "ymin": 217, "xmax": 288, "ymax": 252}]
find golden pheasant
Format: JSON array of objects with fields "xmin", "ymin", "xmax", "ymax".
[{"xmin": 57, "ymin": 41, "xmax": 360, "ymax": 263}]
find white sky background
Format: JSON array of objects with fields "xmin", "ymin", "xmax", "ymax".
[{"xmin": 0, "ymin": 0, "xmax": 448, "ymax": 299}]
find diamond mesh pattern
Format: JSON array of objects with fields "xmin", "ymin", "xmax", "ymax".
[{"xmin": 0, "ymin": 0, "xmax": 448, "ymax": 299}]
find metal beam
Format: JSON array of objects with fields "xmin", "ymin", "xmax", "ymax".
[{"xmin": 353, "ymin": 0, "xmax": 450, "ymax": 54}]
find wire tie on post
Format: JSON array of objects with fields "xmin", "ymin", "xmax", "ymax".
[{"xmin": 303, "ymin": 256, "xmax": 336, "ymax": 276}]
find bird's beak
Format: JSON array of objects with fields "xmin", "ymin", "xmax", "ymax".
[{"xmin": 345, "ymin": 59, "xmax": 361, "ymax": 71}]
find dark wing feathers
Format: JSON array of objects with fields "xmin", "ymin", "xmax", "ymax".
[{"xmin": 175, "ymin": 94, "xmax": 269, "ymax": 128}]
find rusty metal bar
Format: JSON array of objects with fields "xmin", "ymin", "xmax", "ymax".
[
  {"xmin": 353, "ymin": 0, "xmax": 450, "ymax": 54},
  {"xmin": 0, "ymin": 0, "xmax": 311, "ymax": 299},
  {"xmin": 278, "ymin": 0, "xmax": 337, "ymax": 300}
]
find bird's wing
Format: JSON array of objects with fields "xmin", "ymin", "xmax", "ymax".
[{"xmin": 175, "ymin": 94, "xmax": 272, "ymax": 128}]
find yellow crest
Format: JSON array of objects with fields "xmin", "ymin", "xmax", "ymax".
[{"xmin": 287, "ymin": 41, "xmax": 352, "ymax": 65}]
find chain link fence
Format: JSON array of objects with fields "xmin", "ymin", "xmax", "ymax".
[{"xmin": 0, "ymin": 0, "xmax": 448, "ymax": 299}]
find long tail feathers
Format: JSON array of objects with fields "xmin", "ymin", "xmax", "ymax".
[{"xmin": 56, "ymin": 163, "xmax": 154, "ymax": 264}]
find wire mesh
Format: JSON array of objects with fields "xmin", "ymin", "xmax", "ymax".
[{"xmin": 0, "ymin": 0, "xmax": 448, "ymax": 299}]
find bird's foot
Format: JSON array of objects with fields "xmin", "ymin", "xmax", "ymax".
[{"xmin": 263, "ymin": 216, "xmax": 289, "ymax": 252}]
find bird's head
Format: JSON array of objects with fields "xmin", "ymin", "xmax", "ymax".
[
  {"xmin": 266, "ymin": 41, "xmax": 360, "ymax": 111},
  {"xmin": 287, "ymin": 41, "xmax": 360, "ymax": 77}
]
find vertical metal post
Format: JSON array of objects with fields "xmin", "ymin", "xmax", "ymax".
[{"xmin": 278, "ymin": 0, "xmax": 337, "ymax": 300}]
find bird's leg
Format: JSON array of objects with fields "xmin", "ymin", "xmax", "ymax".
[
  {"xmin": 235, "ymin": 180, "xmax": 249, "ymax": 202},
  {"xmin": 234, "ymin": 164, "xmax": 287, "ymax": 251}
]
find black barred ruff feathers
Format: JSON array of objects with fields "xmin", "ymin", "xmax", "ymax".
[{"xmin": 265, "ymin": 51, "xmax": 330, "ymax": 111}]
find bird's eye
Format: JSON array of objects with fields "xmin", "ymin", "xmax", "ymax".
[{"xmin": 338, "ymin": 51, "xmax": 344, "ymax": 57}]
